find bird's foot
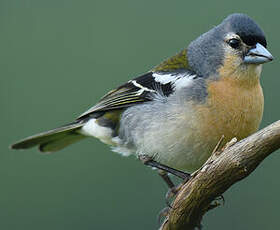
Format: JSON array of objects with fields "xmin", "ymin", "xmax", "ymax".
[
  {"xmin": 157, "ymin": 207, "xmax": 170, "ymax": 225},
  {"xmin": 165, "ymin": 183, "xmax": 184, "ymax": 207},
  {"xmin": 139, "ymin": 155, "xmax": 192, "ymax": 208},
  {"xmin": 206, "ymin": 195, "xmax": 225, "ymax": 211},
  {"xmin": 215, "ymin": 194, "xmax": 225, "ymax": 205},
  {"xmin": 158, "ymin": 170, "xmax": 191, "ymax": 207}
]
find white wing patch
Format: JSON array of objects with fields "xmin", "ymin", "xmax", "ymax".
[
  {"xmin": 153, "ymin": 73, "xmax": 181, "ymax": 84},
  {"xmin": 153, "ymin": 72, "xmax": 196, "ymax": 90}
]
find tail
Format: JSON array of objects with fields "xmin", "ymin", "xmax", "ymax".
[{"xmin": 10, "ymin": 122, "xmax": 86, "ymax": 153}]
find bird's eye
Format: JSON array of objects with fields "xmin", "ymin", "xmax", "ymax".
[{"xmin": 228, "ymin": 38, "xmax": 241, "ymax": 49}]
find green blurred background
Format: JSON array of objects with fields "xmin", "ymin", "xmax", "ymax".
[{"xmin": 1, "ymin": 0, "xmax": 279, "ymax": 229}]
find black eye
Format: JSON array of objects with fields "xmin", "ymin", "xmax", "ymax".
[{"xmin": 228, "ymin": 38, "xmax": 241, "ymax": 49}]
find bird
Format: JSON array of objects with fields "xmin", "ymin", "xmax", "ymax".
[{"xmin": 11, "ymin": 13, "xmax": 273, "ymax": 188}]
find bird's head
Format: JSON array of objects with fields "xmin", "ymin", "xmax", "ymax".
[{"xmin": 187, "ymin": 13, "xmax": 273, "ymax": 80}]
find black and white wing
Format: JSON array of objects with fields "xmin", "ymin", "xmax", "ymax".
[
  {"xmin": 77, "ymin": 72, "xmax": 178, "ymax": 119},
  {"xmin": 77, "ymin": 49, "xmax": 196, "ymax": 119}
]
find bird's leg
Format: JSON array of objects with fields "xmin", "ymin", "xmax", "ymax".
[
  {"xmin": 158, "ymin": 170, "xmax": 175, "ymax": 189},
  {"xmin": 158, "ymin": 170, "xmax": 185, "ymax": 207},
  {"xmin": 139, "ymin": 155, "xmax": 191, "ymax": 207},
  {"xmin": 139, "ymin": 155, "xmax": 190, "ymax": 180}
]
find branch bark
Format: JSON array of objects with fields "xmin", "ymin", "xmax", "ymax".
[{"xmin": 160, "ymin": 120, "xmax": 280, "ymax": 230}]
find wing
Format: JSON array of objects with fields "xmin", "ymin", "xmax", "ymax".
[
  {"xmin": 77, "ymin": 72, "xmax": 174, "ymax": 119},
  {"xmin": 77, "ymin": 49, "xmax": 191, "ymax": 119}
]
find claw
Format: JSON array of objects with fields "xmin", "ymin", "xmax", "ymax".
[
  {"xmin": 215, "ymin": 194, "xmax": 225, "ymax": 205},
  {"xmin": 165, "ymin": 188, "xmax": 176, "ymax": 208},
  {"xmin": 206, "ymin": 194, "xmax": 226, "ymax": 212},
  {"xmin": 157, "ymin": 207, "xmax": 170, "ymax": 226},
  {"xmin": 165, "ymin": 183, "xmax": 185, "ymax": 208}
]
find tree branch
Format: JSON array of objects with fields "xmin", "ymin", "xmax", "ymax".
[{"xmin": 160, "ymin": 120, "xmax": 280, "ymax": 230}]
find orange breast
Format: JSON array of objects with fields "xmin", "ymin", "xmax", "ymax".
[{"xmin": 194, "ymin": 76, "xmax": 264, "ymax": 145}]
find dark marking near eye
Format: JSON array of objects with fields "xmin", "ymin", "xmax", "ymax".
[{"xmin": 238, "ymin": 33, "xmax": 267, "ymax": 48}]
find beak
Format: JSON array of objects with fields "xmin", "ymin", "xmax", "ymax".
[{"xmin": 243, "ymin": 43, "xmax": 274, "ymax": 64}]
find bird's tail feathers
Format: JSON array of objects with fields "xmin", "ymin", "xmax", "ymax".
[{"xmin": 10, "ymin": 122, "xmax": 86, "ymax": 153}]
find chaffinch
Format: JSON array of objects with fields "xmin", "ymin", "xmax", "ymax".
[{"xmin": 11, "ymin": 13, "xmax": 273, "ymax": 184}]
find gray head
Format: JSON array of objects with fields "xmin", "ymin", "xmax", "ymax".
[{"xmin": 187, "ymin": 13, "xmax": 273, "ymax": 78}]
